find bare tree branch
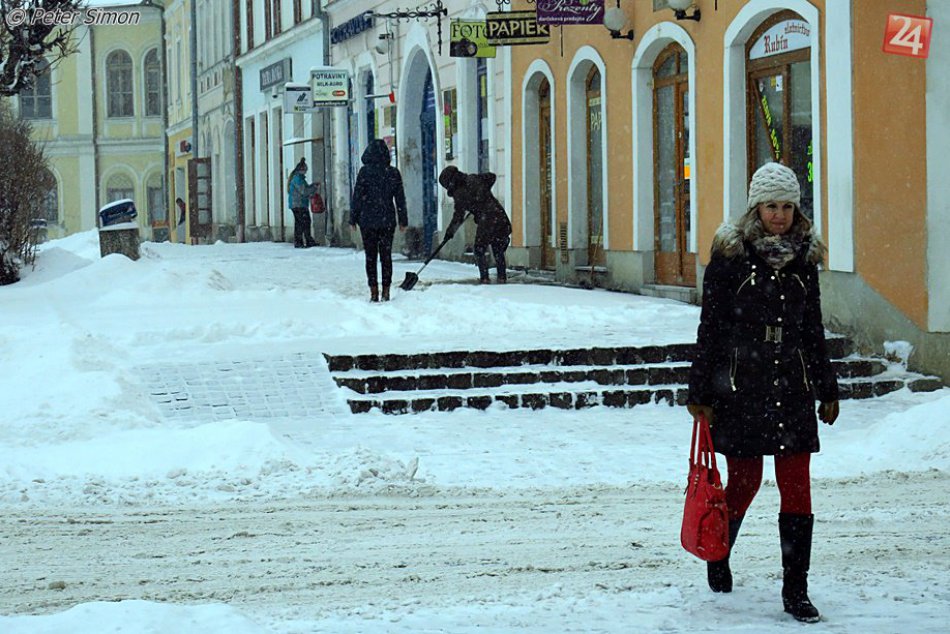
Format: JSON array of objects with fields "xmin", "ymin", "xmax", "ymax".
[{"xmin": 0, "ymin": 1, "xmax": 85, "ymax": 96}]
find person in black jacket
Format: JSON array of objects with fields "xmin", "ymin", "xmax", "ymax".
[
  {"xmin": 350, "ymin": 139, "xmax": 408, "ymax": 302},
  {"xmin": 686, "ymin": 162, "xmax": 839, "ymax": 623},
  {"xmin": 439, "ymin": 166, "xmax": 512, "ymax": 283}
]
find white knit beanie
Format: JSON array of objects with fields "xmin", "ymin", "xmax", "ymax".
[{"xmin": 747, "ymin": 162, "xmax": 801, "ymax": 211}]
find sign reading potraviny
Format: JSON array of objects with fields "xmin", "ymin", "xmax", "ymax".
[
  {"xmin": 309, "ymin": 67, "xmax": 350, "ymax": 107},
  {"xmin": 486, "ymin": 11, "xmax": 550, "ymax": 46},
  {"xmin": 536, "ymin": 0, "xmax": 605, "ymax": 25},
  {"xmin": 283, "ymin": 82, "xmax": 314, "ymax": 114},
  {"xmin": 450, "ymin": 19, "xmax": 496, "ymax": 58}
]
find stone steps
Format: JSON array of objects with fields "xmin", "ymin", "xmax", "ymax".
[{"xmin": 326, "ymin": 336, "xmax": 944, "ymax": 415}]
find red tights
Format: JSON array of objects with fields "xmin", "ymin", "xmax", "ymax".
[{"xmin": 724, "ymin": 453, "xmax": 812, "ymax": 520}]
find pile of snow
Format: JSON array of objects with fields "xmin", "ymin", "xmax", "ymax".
[{"xmin": 0, "ymin": 231, "xmax": 948, "ymax": 631}]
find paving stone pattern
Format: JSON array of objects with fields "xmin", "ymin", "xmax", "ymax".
[{"xmin": 139, "ymin": 353, "xmax": 345, "ymax": 422}]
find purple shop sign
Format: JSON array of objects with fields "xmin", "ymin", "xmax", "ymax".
[{"xmin": 536, "ymin": 0, "xmax": 605, "ymax": 26}]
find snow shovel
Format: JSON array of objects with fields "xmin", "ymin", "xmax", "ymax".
[{"xmin": 400, "ymin": 234, "xmax": 453, "ymax": 291}]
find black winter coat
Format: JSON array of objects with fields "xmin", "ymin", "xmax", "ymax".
[
  {"xmin": 439, "ymin": 166, "xmax": 512, "ymax": 246},
  {"xmin": 350, "ymin": 139, "xmax": 408, "ymax": 229},
  {"xmin": 687, "ymin": 223, "xmax": 839, "ymax": 457}
]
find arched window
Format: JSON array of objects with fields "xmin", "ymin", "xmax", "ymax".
[
  {"xmin": 19, "ymin": 58, "xmax": 52, "ymax": 119},
  {"xmin": 107, "ymin": 50, "xmax": 134, "ymax": 117},
  {"xmin": 106, "ymin": 174, "xmax": 134, "ymax": 203},
  {"xmin": 146, "ymin": 173, "xmax": 165, "ymax": 225},
  {"xmin": 144, "ymin": 49, "xmax": 161, "ymax": 117},
  {"xmin": 40, "ymin": 169, "xmax": 58, "ymax": 223}
]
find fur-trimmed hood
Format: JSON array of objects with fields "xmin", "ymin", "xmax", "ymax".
[{"xmin": 711, "ymin": 212, "xmax": 826, "ymax": 265}]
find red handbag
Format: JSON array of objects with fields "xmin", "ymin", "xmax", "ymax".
[
  {"xmin": 310, "ymin": 190, "xmax": 325, "ymax": 214},
  {"xmin": 680, "ymin": 414, "xmax": 730, "ymax": 561}
]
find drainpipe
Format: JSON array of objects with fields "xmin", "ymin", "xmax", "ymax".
[
  {"xmin": 90, "ymin": 23, "xmax": 100, "ymax": 225},
  {"xmin": 146, "ymin": 0, "xmax": 169, "ymax": 239},
  {"xmin": 314, "ymin": 0, "xmax": 333, "ymax": 241},
  {"xmin": 233, "ymin": 0, "xmax": 245, "ymax": 241},
  {"xmin": 190, "ymin": 0, "xmax": 199, "ymax": 159}
]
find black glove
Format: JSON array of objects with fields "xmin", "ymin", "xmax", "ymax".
[{"xmin": 819, "ymin": 400, "xmax": 839, "ymax": 425}]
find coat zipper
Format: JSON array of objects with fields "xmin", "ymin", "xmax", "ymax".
[
  {"xmin": 792, "ymin": 273, "xmax": 806, "ymax": 290},
  {"xmin": 797, "ymin": 349, "xmax": 811, "ymax": 391},
  {"xmin": 730, "ymin": 347, "xmax": 738, "ymax": 392},
  {"xmin": 736, "ymin": 271, "xmax": 756, "ymax": 295}
]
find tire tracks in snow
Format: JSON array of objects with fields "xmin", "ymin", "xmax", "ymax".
[{"xmin": 1, "ymin": 471, "xmax": 948, "ymax": 625}]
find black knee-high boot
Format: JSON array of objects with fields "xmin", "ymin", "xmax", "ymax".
[
  {"xmin": 707, "ymin": 516, "xmax": 744, "ymax": 592},
  {"xmin": 780, "ymin": 513, "xmax": 820, "ymax": 623}
]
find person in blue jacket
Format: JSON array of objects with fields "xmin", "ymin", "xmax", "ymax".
[
  {"xmin": 287, "ymin": 158, "xmax": 319, "ymax": 248},
  {"xmin": 350, "ymin": 139, "xmax": 408, "ymax": 302}
]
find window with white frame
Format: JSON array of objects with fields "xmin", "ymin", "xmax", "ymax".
[
  {"xmin": 144, "ymin": 49, "xmax": 161, "ymax": 116},
  {"xmin": 107, "ymin": 51, "xmax": 134, "ymax": 117},
  {"xmin": 40, "ymin": 170, "xmax": 58, "ymax": 223},
  {"xmin": 19, "ymin": 58, "xmax": 52, "ymax": 119}
]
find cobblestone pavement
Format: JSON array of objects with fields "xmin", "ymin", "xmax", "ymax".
[{"xmin": 137, "ymin": 353, "xmax": 346, "ymax": 422}]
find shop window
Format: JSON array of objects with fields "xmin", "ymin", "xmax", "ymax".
[
  {"xmin": 364, "ymin": 72, "xmax": 376, "ymax": 146},
  {"xmin": 746, "ymin": 11, "xmax": 813, "ymax": 219},
  {"xmin": 476, "ymin": 59, "xmax": 489, "ymax": 173},
  {"xmin": 586, "ymin": 66, "xmax": 604, "ymax": 266}
]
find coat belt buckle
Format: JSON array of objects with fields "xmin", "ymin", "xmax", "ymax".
[{"xmin": 765, "ymin": 325, "xmax": 783, "ymax": 343}]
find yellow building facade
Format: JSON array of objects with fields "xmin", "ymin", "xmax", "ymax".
[
  {"xmin": 18, "ymin": 2, "xmax": 165, "ymax": 240},
  {"xmin": 506, "ymin": 0, "xmax": 948, "ymax": 379}
]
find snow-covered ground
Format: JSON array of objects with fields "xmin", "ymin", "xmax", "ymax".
[{"xmin": 1, "ymin": 232, "xmax": 947, "ymax": 633}]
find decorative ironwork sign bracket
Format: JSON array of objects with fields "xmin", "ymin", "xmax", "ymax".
[{"xmin": 372, "ymin": 1, "xmax": 450, "ymax": 54}]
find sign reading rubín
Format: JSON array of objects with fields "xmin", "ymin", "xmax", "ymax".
[
  {"xmin": 536, "ymin": 0, "xmax": 604, "ymax": 25},
  {"xmin": 486, "ymin": 11, "xmax": 550, "ymax": 46}
]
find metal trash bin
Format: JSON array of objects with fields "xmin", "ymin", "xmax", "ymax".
[
  {"xmin": 99, "ymin": 199, "xmax": 138, "ymax": 227},
  {"xmin": 98, "ymin": 200, "xmax": 140, "ymax": 260}
]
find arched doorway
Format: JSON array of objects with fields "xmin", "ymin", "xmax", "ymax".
[
  {"xmin": 586, "ymin": 67, "xmax": 605, "ymax": 267},
  {"xmin": 746, "ymin": 10, "xmax": 813, "ymax": 219},
  {"xmin": 420, "ymin": 69, "xmax": 438, "ymax": 255},
  {"xmin": 653, "ymin": 43, "xmax": 694, "ymax": 286}
]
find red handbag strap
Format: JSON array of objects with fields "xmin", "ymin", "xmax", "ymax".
[{"xmin": 690, "ymin": 414, "xmax": 719, "ymax": 473}]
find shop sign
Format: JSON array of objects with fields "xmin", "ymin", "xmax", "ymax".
[
  {"xmin": 330, "ymin": 11, "xmax": 374, "ymax": 45},
  {"xmin": 883, "ymin": 13, "xmax": 932, "ymax": 59},
  {"xmin": 450, "ymin": 19, "xmax": 496, "ymax": 58},
  {"xmin": 310, "ymin": 67, "xmax": 350, "ymax": 107},
  {"xmin": 536, "ymin": 0, "xmax": 604, "ymax": 26},
  {"xmin": 486, "ymin": 11, "xmax": 550, "ymax": 46},
  {"xmin": 260, "ymin": 58, "xmax": 292, "ymax": 92},
  {"xmin": 283, "ymin": 83, "xmax": 314, "ymax": 114},
  {"xmin": 749, "ymin": 20, "xmax": 811, "ymax": 60}
]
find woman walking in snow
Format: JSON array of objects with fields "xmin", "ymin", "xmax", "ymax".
[
  {"xmin": 686, "ymin": 162, "xmax": 840, "ymax": 623},
  {"xmin": 350, "ymin": 139, "xmax": 408, "ymax": 302}
]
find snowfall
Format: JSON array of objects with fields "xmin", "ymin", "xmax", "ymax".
[{"xmin": 0, "ymin": 231, "xmax": 948, "ymax": 633}]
